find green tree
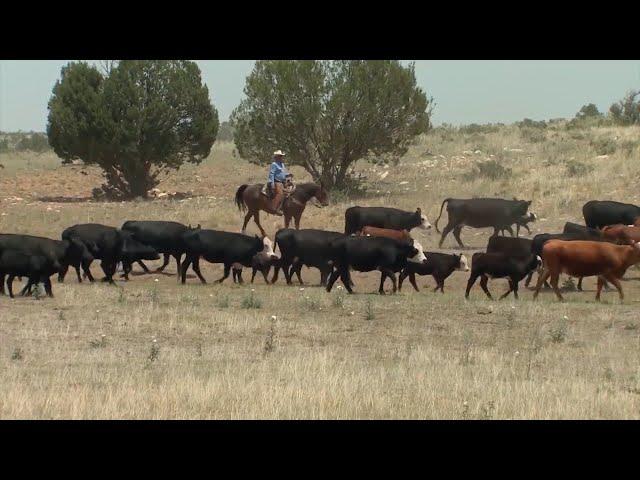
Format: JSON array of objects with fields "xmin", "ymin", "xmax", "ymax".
[
  {"xmin": 575, "ymin": 103, "xmax": 602, "ymax": 119},
  {"xmin": 47, "ymin": 60, "xmax": 219, "ymax": 198},
  {"xmin": 16, "ymin": 133, "xmax": 50, "ymax": 153},
  {"xmin": 231, "ymin": 60, "xmax": 432, "ymax": 190},
  {"xmin": 609, "ymin": 90, "xmax": 640, "ymax": 126}
]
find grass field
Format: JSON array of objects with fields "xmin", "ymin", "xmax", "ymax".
[{"xmin": 2, "ymin": 122, "xmax": 640, "ymax": 419}]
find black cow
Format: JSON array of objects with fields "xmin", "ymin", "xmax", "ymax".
[
  {"xmin": 435, "ymin": 198, "xmax": 533, "ymax": 248},
  {"xmin": 486, "ymin": 235, "xmax": 539, "ymax": 288},
  {"xmin": 344, "ymin": 206, "xmax": 432, "ymax": 236},
  {"xmin": 180, "ymin": 230, "xmax": 265, "ymax": 284},
  {"xmin": 121, "ymin": 221, "xmax": 200, "ymax": 275},
  {"xmin": 0, "ymin": 250, "xmax": 54, "ymax": 298},
  {"xmin": 326, "ymin": 236, "xmax": 426, "ymax": 294},
  {"xmin": 583, "ymin": 200, "xmax": 640, "ymax": 229},
  {"xmin": 0, "ymin": 234, "xmax": 90, "ymax": 296},
  {"xmin": 562, "ymin": 222, "xmax": 603, "ymax": 238},
  {"xmin": 231, "ymin": 236, "xmax": 279, "ymax": 284},
  {"xmin": 271, "ymin": 229, "xmax": 345, "ymax": 286},
  {"xmin": 465, "ymin": 252, "xmax": 541, "ymax": 300},
  {"xmin": 398, "ymin": 252, "xmax": 469, "ymax": 293},
  {"xmin": 61, "ymin": 224, "xmax": 159, "ymax": 283}
]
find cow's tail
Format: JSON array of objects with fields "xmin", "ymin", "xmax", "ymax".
[
  {"xmin": 235, "ymin": 185, "xmax": 248, "ymax": 212},
  {"xmin": 434, "ymin": 198, "xmax": 450, "ymax": 233}
]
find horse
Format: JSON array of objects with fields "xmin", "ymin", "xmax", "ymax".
[{"xmin": 234, "ymin": 182, "xmax": 330, "ymax": 237}]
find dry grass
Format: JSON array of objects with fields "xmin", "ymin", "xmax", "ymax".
[{"xmin": 2, "ymin": 124, "xmax": 640, "ymax": 419}]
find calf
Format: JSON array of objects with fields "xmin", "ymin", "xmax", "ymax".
[
  {"xmin": 399, "ymin": 252, "xmax": 469, "ymax": 293},
  {"xmin": 180, "ymin": 230, "xmax": 264, "ymax": 284},
  {"xmin": 435, "ymin": 198, "xmax": 534, "ymax": 248},
  {"xmin": 533, "ymin": 240, "xmax": 640, "ymax": 302},
  {"xmin": 344, "ymin": 206, "xmax": 431, "ymax": 235},
  {"xmin": 271, "ymin": 229, "xmax": 345, "ymax": 286},
  {"xmin": 583, "ymin": 200, "xmax": 640, "ymax": 229},
  {"xmin": 358, "ymin": 226, "xmax": 413, "ymax": 242},
  {"xmin": 562, "ymin": 222, "xmax": 603, "ymax": 238},
  {"xmin": 600, "ymin": 224, "xmax": 640, "ymax": 245},
  {"xmin": 499, "ymin": 212, "xmax": 537, "ymax": 237},
  {"xmin": 326, "ymin": 236, "xmax": 426, "ymax": 295},
  {"xmin": 0, "ymin": 250, "xmax": 54, "ymax": 298},
  {"xmin": 465, "ymin": 252, "xmax": 541, "ymax": 300},
  {"xmin": 231, "ymin": 237, "xmax": 280, "ymax": 284}
]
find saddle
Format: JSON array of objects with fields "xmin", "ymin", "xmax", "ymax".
[{"xmin": 261, "ymin": 175, "xmax": 295, "ymax": 198}]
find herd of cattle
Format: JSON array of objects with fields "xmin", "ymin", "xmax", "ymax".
[{"xmin": 2, "ymin": 198, "xmax": 640, "ymax": 302}]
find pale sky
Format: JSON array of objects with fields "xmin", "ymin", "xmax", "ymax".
[{"xmin": 0, "ymin": 60, "xmax": 638, "ymax": 132}]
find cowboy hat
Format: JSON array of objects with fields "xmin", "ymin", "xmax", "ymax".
[{"xmin": 273, "ymin": 150, "xmax": 286, "ymax": 157}]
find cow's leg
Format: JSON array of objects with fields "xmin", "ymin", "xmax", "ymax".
[
  {"xmin": 253, "ymin": 213, "xmax": 267, "ymax": 238},
  {"xmin": 180, "ymin": 256, "xmax": 193, "ymax": 284},
  {"xmin": 155, "ymin": 254, "xmax": 171, "ymax": 273},
  {"xmin": 387, "ymin": 270, "xmax": 398, "ymax": 293},
  {"xmin": 283, "ymin": 262, "xmax": 294, "ymax": 285},
  {"xmin": 326, "ymin": 269, "xmax": 341, "ymax": 293},
  {"xmin": 292, "ymin": 262, "xmax": 304, "ymax": 285},
  {"xmin": 479, "ymin": 275, "xmax": 493, "ymax": 300},
  {"xmin": 121, "ymin": 261, "xmax": 132, "ymax": 281},
  {"xmin": 250, "ymin": 267, "xmax": 258, "ymax": 283},
  {"xmin": 595, "ymin": 276, "xmax": 604, "ymax": 302},
  {"xmin": 284, "ymin": 214, "xmax": 291, "ymax": 229},
  {"xmin": 409, "ymin": 272, "xmax": 420, "ymax": 292},
  {"xmin": 452, "ymin": 226, "xmax": 465, "ymax": 248},
  {"xmin": 270, "ymin": 263, "xmax": 282, "ymax": 284},
  {"xmin": 465, "ymin": 274, "xmax": 478, "ymax": 299},
  {"xmin": 135, "ymin": 260, "xmax": 152, "ymax": 274},
  {"xmin": 378, "ymin": 270, "xmax": 388, "ymax": 295},
  {"xmin": 438, "ymin": 222, "xmax": 457, "ymax": 248},
  {"xmin": 7, "ymin": 275, "xmax": 15, "ymax": 298},
  {"xmin": 241, "ymin": 211, "xmax": 252, "ymax": 235},
  {"xmin": 533, "ymin": 268, "xmax": 551, "ymax": 299},
  {"xmin": 500, "ymin": 279, "xmax": 514, "ymax": 300},
  {"xmin": 604, "ymin": 274, "xmax": 624, "ymax": 301},
  {"xmin": 192, "ymin": 258, "xmax": 207, "ymax": 284},
  {"xmin": 504, "ymin": 225, "xmax": 515, "ymax": 237},
  {"xmin": 215, "ymin": 264, "xmax": 231, "ymax": 284},
  {"xmin": 57, "ymin": 264, "xmax": 69, "ymax": 283},
  {"xmin": 319, "ymin": 267, "xmax": 329, "ymax": 286},
  {"xmin": 397, "ymin": 270, "xmax": 406, "ymax": 291},
  {"xmin": 0, "ymin": 273, "xmax": 5, "ymax": 295},
  {"xmin": 549, "ymin": 272, "xmax": 563, "ymax": 302},
  {"xmin": 437, "ymin": 277, "xmax": 446, "ymax": 293},
  {"xmin": 294, "ymin": 213, "xmax": 301, "ymax": 230},
  {"xmin": 173, "ymin": 255, "xmax": 182, "ymax": 275},
  {"xmin": 44, "ymin": 277, "xmax": 54, "ymax": 297},
  {"xmin": 82, "ymin": 259, "xmax": 95, "ymax": 282},
  {"xmin": 577, "ymin": 276, "xmax": 583, "ymax": 291},
  {"xmin": 525, "ymin": 271, "xmax": 533, "ymax": 288},
  {"xmin": 512, "ymin": 279, "xmax": 519, "ymax": 299},
  {"xmin": 260, "ymin": 267, "xmax": 270, "ymax": 284}
]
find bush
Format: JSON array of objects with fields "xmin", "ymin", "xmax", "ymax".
[
  {"xmin": 575, "ymin": 103, "xmax": 602, "ymax": 119},
  {"xmin": 15, "ymin": 133, "xmax": 50, "ymax": 153},
  {"xmin": 564, "ymin": 159, "xmax": 593, "ymax": 177},
  {"xmin": 465, "ymin": 160, "xmax": 512, "ymax": 181},
  {"xmin": 590, "ymin": 138, "xmax": 616, "ymax": 156},
  {"xmin": 217, "ymin": 121, "xmax": 234, "ymax": 142},
  {"xmin": 517, "ymin": 118, "xmax": 547, "ymax": 129},
  {"xmin": 0, "ymin": 138, "xmax": 9, "ymax": 153},
  {"xmin": 520, "ymin": 128, "xmax": 546, "ymax": 143},
  {"xmin": 458, "ymin": 123, "xmax": 500, "ymax": 135}
]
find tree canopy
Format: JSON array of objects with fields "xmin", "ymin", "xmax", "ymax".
[
  {"xmin": 47, "ymin": 60, "xmax": 219, "ymax": 198},
  {"xmin": 231, "ymin": 60, "xmax": 432, "ymax": 190}
]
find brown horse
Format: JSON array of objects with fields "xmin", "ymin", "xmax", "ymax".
[{"xmin": 235, "ymin": 182, "xmax": 329, "ymax": 237}]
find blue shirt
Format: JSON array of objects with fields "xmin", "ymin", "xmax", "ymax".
[{"xmin": 268, "ymin": 161, "xmax": 289, "ymax": 184}]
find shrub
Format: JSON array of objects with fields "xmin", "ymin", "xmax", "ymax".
[
  {"xmin": 564, "ymin": 159, "xmax": 593, "ymax": 177},
  {"xmin": 517, "ymin": 118, "xmax": 547, "ymax": 129},
  {"xmin": 590, "ymin": 138, "xmax": 616, "ymax": 156},
  {"xmin": 520, "ymin": 128, "xmax": 546, "ymax": 143},
  {"xmin": 458, "ymin": 123, "xmax": 499, "ymax": 135},
  {"xmin": 466, "ymin": 160, "xmax": 512, "ymax": 181},
  {"xmin": 609, "ymin": 90, "xmax": 640, "ymax": 126}
]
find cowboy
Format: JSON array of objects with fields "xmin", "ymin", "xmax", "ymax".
[{"xmin": 267, "ymin": 150, "xmax": 289, "ymax": 215}]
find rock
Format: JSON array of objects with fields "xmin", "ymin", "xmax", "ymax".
[
  {"xmin": 379, "ymin": 171, "xmax": 389, "ymax": 180},
  {"xmin": 595, "ymin": 155, "xmax": 609, "ymax": 160},
  {"xmin": 477, "ymin": 306, "xmax": 493, "ymax": 315},
  {"xmin": 474, "ymin": 150, "xmax": 482, "ymax": 154},
  {"xmin": 399, "ymin": 181, "xmax": 409, "ymax": 185}
]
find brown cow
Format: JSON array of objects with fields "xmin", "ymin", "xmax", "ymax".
[
  {"xmin": 533, "ymin": 240, "xmax": 640, "ymax": 302},
  {"xmin": 600, "ymin": 224, "xmax": 640, "ymax": 244},
  {"xmin": 357, "ymin": 226, "xmax": 413, "ymax": 242}
]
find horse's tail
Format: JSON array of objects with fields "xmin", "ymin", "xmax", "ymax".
[
  {"xmin": 434, "ymin": 198, "xmax": 451, "ymax": 233},
  {"xmin": 235, "ymin": 185, "xmax": 248, "ymax": 212}
]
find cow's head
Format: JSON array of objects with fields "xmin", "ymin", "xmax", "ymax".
[
  {"xmin": 407, "ymin": 239, "xmax": 428, "ymax": 263},
  {"xmin": 456, "ymin": 254, "xmax": 470, "ymax": 272},
  {"xmin": 262, "ymin": 236, "xmax": 279, "ymax": 260},
  {"xmin": 415, "ymin": 208, "xmax": 432, "ymax": 231}
]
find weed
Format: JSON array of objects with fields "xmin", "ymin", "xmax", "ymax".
[
  {"xmin": 89, "ymin": 335, "xmax": 107, "ymax": 349},
  {"xmin": 148, "ymin": 339, "xmax": 160, "ymax": 363},
  {"xmin": 549, "ymin": 319, "xmax": 568, "ymax": 344},
  {"xmin": 11, "ymin": 348, "xmax": 23, "ymax": 361},
  {"xmin": 263, "ymin": 316, "xmax": 278, "ymax": 356},
  {"xmin": 364, "ymin": 299, "xmax": 375, "ymax": 321},
  {"xmin": 241, "ymin": 290, "xmax": 262, "ymax": 309}
]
